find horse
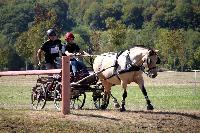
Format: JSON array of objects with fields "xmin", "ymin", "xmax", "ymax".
[{"xmin": 93, "ymin": 46, "xmax": 160, "ymax": 111}]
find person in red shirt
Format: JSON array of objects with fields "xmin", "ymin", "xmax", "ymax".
[{"xmin": 64, "ymin": 32, "xmax": 89, "ymax": 77}]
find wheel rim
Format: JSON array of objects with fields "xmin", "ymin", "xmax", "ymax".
[
  {"xmin": 54, "ymin": 84, "xmax": 62, "ymax": 111},
  {"xmin": 70, "ymin": 92, "xmax": 86, "ymax": 109},
  {"xmin": 31, "ymin": 84, "xmax": 46, "ymax": 110},
  {"xmin": 94, "ymin": 97, "xmax": 103, "ymax": 109},
  {"xmin": 93, "ymin": 83, "xmax": 110, "ymax": 109}
]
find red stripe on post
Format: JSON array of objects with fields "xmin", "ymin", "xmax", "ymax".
[
  {"xmin": 61, "ymin": 56, "xmax": 71, "ymax": 115},
  {"xmin": 0, "ymin": 69, "xmax": 61, "ymax": 76}
]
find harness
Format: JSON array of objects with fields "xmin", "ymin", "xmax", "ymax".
[
  {"xmin": 99, "ymin": 49, "xmax": 158, "ymax": 80},
  {"xmin": 105, "ymin": 50, "xmax": 143, "ymax": 80}
]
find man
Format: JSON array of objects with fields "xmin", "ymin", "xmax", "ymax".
[
  {"xmin": 37, "ymin": 29, "xmax": 63, "ymax": 69},
  {"xmin": 64, "ymin": 32, "xmax": 89, "ymax": 76}
]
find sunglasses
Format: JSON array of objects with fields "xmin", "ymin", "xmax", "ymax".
[{"xmin": 48, "ymin": 33, "xmax": 56, "ymax": 36}]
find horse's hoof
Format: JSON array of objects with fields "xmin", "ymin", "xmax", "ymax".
[
  {"xmin": 114, "ymin": 103, "xmax": 120, "ymax": 108},
  {"xmin": 147, "ymin": 104, "xmax": 154, "ymax": 110},
  {"xmin": 120, "ymin": 107, "xmax": 126, "ymax": 112},
  {"xmin": 101, "ymin": 105, "xmax": 106, "ymax": 110}
]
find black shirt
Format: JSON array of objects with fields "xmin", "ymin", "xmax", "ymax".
[
  {"xmin": 65, "ymin": 42, "xmax": 80, "ymax": 53},
  {"xmin": 41, "ymin": 39, "xmax": 62, "ymax": 63}
]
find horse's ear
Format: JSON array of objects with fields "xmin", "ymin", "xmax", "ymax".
[
  {"xmin": 149, "ymin": 49, "xmax": 159, "ymax": 55},
  {"xmin": 154, "ymin": 49, "xmax": 159, "ymax": 53}
]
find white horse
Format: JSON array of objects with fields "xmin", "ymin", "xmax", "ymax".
[{"xmin": 93, "ymin": 46, "xmax": 160, "ymax": 111}]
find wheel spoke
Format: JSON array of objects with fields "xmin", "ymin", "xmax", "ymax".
[
  {"xmin": 31, "ymin": 83, "xmax": 46, "ymax": 110},
  {"xmin": 70, "ymin": 92, "xmax": 86, "ymax": 109},
  {"xmin": 54, "ymin": 84, "xmax": 62, "ymax": 111}
]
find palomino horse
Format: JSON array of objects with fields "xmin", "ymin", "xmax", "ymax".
[{"xmin": 93, "ymin": 46, "xmax": 160, "ymax": 111}]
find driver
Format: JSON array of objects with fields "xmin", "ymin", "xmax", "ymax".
[
  {"xmin": 64, "ymin": 32, "xmax": 89, "ymax": 77},
  {"xmin": 37, "ymin": 29, "xmax": 63, "ymax": 69}
]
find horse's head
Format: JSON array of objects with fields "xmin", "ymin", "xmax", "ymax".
[{"xmin": 142, "ymin": 49, "xmax": 160, "ymax": 78}]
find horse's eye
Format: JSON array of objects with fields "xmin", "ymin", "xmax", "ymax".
[{"xmin": 156, "ymin": 57, "xmax": 161, "ymax": 64}]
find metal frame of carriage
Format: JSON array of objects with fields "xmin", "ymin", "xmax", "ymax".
[{"xmin": 31, "ymin": 65, "xmax": 117, "ymax": 111}]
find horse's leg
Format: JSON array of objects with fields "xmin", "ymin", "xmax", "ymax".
[
  {"xmin": 120, "ymin": 82, "xmax": 127, "ymax": 112},
  {"xmin": 141, "ymin": 84, "xmax": 154, "ymax": 110},
  {"xmin": 101, "ymin": 80, "xmax": 112, "ymax": 109},
  {"xmin": 111, "ymin": 93, "xmax": 120, "ymax": 108},
  {"xmin": 136, "ymin": 79, "xmax": 154, "ymax": 110}
]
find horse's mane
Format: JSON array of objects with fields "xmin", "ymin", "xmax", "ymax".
[
  {"xmin": 133, "ymin": 45, "xmax": 146, "ymax": 48},
  {"xmin": 101, "ymin": 45, "xmax": 152, "ymax": 55},
  {"xmin": 130, "ymin": 45, "xmax": 151, "ymax": 50}
]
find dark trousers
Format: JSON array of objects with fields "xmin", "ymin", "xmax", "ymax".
[{"xmin": 70, "ymin": 60, "xmax": 89, "ymax": 76}]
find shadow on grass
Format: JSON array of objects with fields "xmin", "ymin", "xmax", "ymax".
[
  {"xmin": 125, "ymin": 110, "xmax": 200, "ymax": 120},
  {"xmin": 73, "ymin": 108, "xmax": 200, "ymax": 120},
  {"xmin": 71, "ymin": 108, "xmax": 120, "ymax": 121}
]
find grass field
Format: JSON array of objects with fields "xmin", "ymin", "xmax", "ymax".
[
  {"xmin": 0, "ymin": 72, "xmax": 200, "ymax": 132},
  {"xmin": 0, "ymin": 72, "xmax": 199, "ymax": 110}
]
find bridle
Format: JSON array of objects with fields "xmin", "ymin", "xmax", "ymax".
[
  {"xmin": 141, "ymin": 50, "xmax": 160, "ymax": 77},
  {"xmin": 125, "ymin": 49, "xmax": 160, "ymax": 77}
]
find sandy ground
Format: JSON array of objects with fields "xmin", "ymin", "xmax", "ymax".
[{"xmin": 26, "ymin": 109, "xmax": 200, "ymax": 132}]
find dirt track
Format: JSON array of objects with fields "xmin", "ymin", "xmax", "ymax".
[
  {"xmin": 26, "ymin": 109, "xmax": 200, "ymax": 132},
  {"xmin": 0, "ymin": 72, "xmax": 200, "ymax": 132}
]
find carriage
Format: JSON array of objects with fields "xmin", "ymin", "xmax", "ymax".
[
  {"xmin": 31, "ymin": 46, "xmax": 160, "ymax": 111},
  {"xmin": 31, "ymin": 60, "xmax": 115, "ymax": 110}
]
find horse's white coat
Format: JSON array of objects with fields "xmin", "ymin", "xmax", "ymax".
[
  {"xmin": 93, "ymin": 46, "xmax": 159, "ymax": 91},
  {"xmin": 93, "ymin": 46, "xmax": 159, "ymax": 110}
]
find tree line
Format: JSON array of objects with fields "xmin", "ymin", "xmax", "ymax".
[{"xmin": 0, "ymin": 0, "xmax": 200, "ymax": 71}]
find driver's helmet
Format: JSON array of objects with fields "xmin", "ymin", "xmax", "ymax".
[
  {"xmin": 46, "ymin": 29, "xmax": 56, "ymax": 36},
  {"xmin": 65, "ymin": 32, "xmax": 75, "ymax": 41}
]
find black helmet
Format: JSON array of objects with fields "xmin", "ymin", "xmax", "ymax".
[{"xmin": 46, "ymin": 29, "xmax": 56, "ymax": 36}]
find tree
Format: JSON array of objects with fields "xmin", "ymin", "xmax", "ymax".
[
  {"xmin": 83, "ymin": 2, "xmax": 103, "ymax": 30},
  {"xmin": 0, "ymin": 2, "xmax": 34, "ymax": 43},
  {"xmin": 122, "ymin": 3, "xmax": 144, "ymax": 29},
  {"xmin": 139, "ymin": 22, "xmax": 158, "ymax": 47},
  {"xmin": 99, "ymin": 17, "xmax": 126, "ymax": 52},
  {"xmin": 0, "ymin": 33, "xmax": 9, "ymax": 70},
  {"xmin": 100, "ymin": 1, "xmax": 123, "ymax": 23},
  {"xmin": 184, "ymin": 29, "xmax": 200, "ymax": 69},
  {"xmin": 193, "ymin": 47, "xmax": 200, "ymax": 69},
  {"xmin": 16, "ymin": 3, "xmax": 58, "ymax": 66},
  {"xmin": 90, "ymin": 30, "xmax": 102, "ymax": 54},
  {"xmin": 155, "ymin": 29, "xmax": 187, "ymax": 71}
]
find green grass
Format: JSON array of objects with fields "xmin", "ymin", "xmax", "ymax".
[
  {"xmin": 0, "ymin": 86, "xmax": 30, "ymax": 103},
  {"xmin": 100, "ymin": 85, "xmax": 200, "ymax": 111},
  {"xmin": 0, "ymin": 84, "xmax": 200, "ymax": 111},
  {"xmin": 141, "ymin": 86, "xmax": 200, "ymax": 110}
]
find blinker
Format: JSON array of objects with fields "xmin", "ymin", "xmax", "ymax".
[{"xmin": 156, "ymin": 57, "xmax": 161, "ymax": 64}]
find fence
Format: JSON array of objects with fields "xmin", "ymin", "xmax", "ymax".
[{"xmin": 0, "ymin": 56, "xmax": 70, "ymax": 115}]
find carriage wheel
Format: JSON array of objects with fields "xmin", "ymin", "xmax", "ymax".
[
  {"xmin": 54, "ymin": 85, "xmax": 86, "ymax": 110},
  {"xmin": 93, "ymin": 84, "xmax": 110, "ymax": 109},
  {"xmin": 93, "ymin": 96, "xmax": 103, "ymax": 109},
  {"xmin": 31, "ymin": 83, "xmax": 46, "ymax": 110},
  {"xmin": 93, "ymin": 90, "xmax": 104, "ymax": 109},
  {"xmin": 54, "ymin": 84, "xmax": 62, "ymax": 111},
  {"xmin": 70, "ymin": 91, "xmax": 86, "ymax": 109}
]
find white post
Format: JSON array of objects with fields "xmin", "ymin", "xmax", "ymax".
[{"xmin": 192, "ymin": 70, "xmax": 200, "ymax": 95}]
